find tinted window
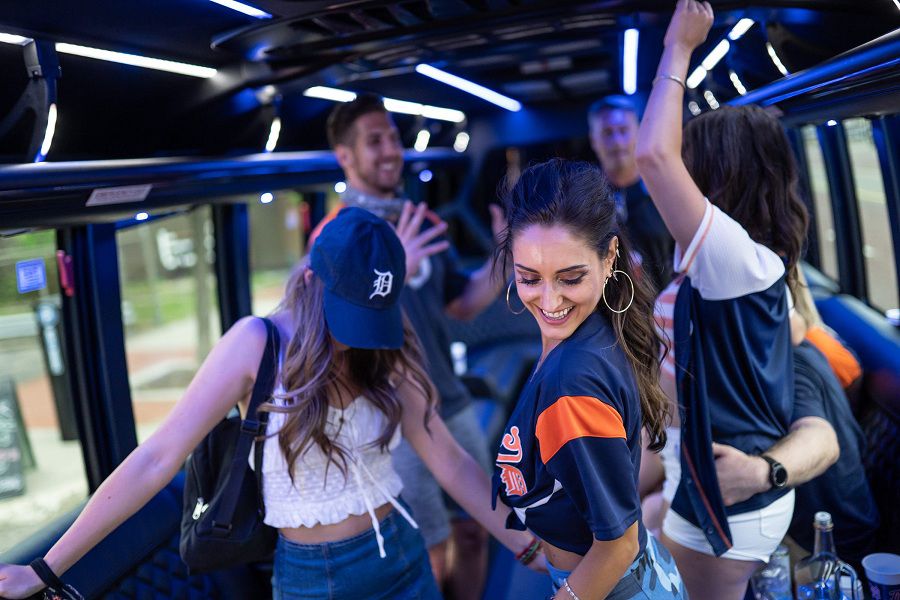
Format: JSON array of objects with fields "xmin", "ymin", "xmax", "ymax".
[
  {"xmin": 0, "ymin": 231, "xmax": 89, "ymax": 552},
  {"xmin": 117, "ymin": 208, "xmax": 221, "ymax": 443},
  {"xmin": 802, "ymin": 126, "xmax": 839, "ymax": 281},
  {"xmin": 844, "ymin": 118, "xmax": 898, "ymax": 311}
]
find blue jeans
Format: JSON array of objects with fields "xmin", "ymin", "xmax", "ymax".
[
  {"xmin": 547, "ymin": 535, "xmax": 688, "ymax": 599},
  {"xmin": 272, "ymin": 509, "xmax": 442, "ymax": 600}
]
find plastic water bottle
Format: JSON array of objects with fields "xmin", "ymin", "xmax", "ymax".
[
  {"xmin": 751, "ymin": 544, "xmax": 793, "ymax": 600},
  {"xmin": 793, "ymin": 512, "xmax": 860, "ymax": 600}
]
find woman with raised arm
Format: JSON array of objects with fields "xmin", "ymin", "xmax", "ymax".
[
  {"xmin": 635, "ymin": 2, "xmax": 809, "ymax": 599},
  {"xmin": 493, "ymin": 159, "xmax": 686, "ymax": 600},
  {"xmin": 0, "ymin": 207, "xmax": 539, "ymax": 600}
]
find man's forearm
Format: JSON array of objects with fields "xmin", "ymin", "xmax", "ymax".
[{"xmin": 765, "ymin": 416, "xmax": 839, "ymax": 488}]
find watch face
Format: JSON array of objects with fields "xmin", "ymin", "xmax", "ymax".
[{"xmin": 772, "ymin": 463, "xmax": 788, "ymax": 487}]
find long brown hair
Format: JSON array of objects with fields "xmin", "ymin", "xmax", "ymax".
[
  {"xmin": 258, "ymin": 263, "xmax": 437, "ymax": 481},
  {"xmin": 682, "ymin": 105, "xmax": 809, "ymax": 299},
  {"xmin": 495, "ymin": 159, "xmax": 669, "ymax": 451}
]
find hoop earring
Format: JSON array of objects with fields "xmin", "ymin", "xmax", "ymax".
[
  {"xmin": 602, "ymin": 270, "xmax": 635, "ymax": 314},
  {"xmin": 506, "ymin": 280, "xmax": 526, "ymax": 315}
]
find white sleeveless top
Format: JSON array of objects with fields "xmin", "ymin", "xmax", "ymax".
[{"xmin": 250, "ymin": 389, "xmax": 418, "ymax": 558}]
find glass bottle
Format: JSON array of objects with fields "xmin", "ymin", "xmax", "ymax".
[{"xmin": 794, "ymin": 512, "xmax": 860, "ymax": 600}]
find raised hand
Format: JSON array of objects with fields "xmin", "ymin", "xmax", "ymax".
[
  {"xmin": 394, "ymin": 200, "xmax": 450, "ymax": 280},
  {"xmin": 0, "ymin": 563, "xmax": 45, "ymax": 599},
  {"xmin": 664, "ymin": 0, "xmax": 714, "ymax": 51}
]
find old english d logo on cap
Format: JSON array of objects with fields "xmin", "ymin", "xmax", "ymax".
[
  {"xmin": 310, "ymin": 206, "xmax": 406, "ymax": 349},
  {"xmin": 369, "ymin": 269, "xmax": 394, "ymax": 299}
]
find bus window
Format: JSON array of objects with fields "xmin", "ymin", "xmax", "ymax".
[
  {"xmin": 844, "ymin": 118, "xmax": 899, "ymax": 312},
  {"xmin": 0, "ymin": 231, "xmax": 89, "ymax": 553},
  {"xmin": 249, "ymin": 190, "xmax": 306, "ymax": 315},
  {"xmin": 117, "ymin": 208, "xmax": 221, "ymax": 443},
  {"xmin": 802, "ymin": 126, "xmax": 840, "ymax": 281}
]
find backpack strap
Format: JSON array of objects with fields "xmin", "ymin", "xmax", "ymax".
[
  {"xmin": 209, "ymin": 317, "xmax": 280, "ymax": 535},
  {"xmin": 249, "ymin": 317, "xmax": 279, "ymax": 519}
]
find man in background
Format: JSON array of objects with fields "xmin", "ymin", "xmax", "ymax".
[{"xmin": 588, "ymin": 95, "xmax": 673, "ymax": 292}]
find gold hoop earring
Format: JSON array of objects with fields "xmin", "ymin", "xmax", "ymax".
[
  {"xmin": 602, "ymin": 270, "xmax": 635, "ymax": 314},
  {"xmin": 506, "ymin": 280, "xmax": 526, "ymax": 315}
]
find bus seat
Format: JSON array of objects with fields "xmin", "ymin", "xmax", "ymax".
[
  {"xmin": 0, "ymin": 471, "xmax": 270, "ymax": 599},
  {"xmin": 814, "ymin": 293, "xmax": 900, "ymax": 555}
]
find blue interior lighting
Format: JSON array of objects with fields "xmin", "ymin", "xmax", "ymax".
[
  {"xmin": 208, "ymin": 0, "xmax": 271, "ymax": 18},
  {"xmin": 415, "ymin": 64, "xmax": 522, "ymax": 112}
]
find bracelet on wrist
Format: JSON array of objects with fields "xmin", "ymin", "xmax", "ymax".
[
  {"xmin": 30, "ymin": 558, "xmax": 65, "ymax": 590},
  {"xmin": 29, "ymin": 558, "xmax": 84, "ymax": 600},
  {"xmin": 652, "ymin": 74, "xmax": 687, "ymax": 90},
  {"xmin": 562, "ymin": 577, "xmax": 582, "ymax": 600},
  {"xmin": 515, "ymin": 537, "xmax": 541, "ymax": 565}
]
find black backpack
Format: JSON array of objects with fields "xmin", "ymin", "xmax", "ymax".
[{"xmin": 179, "ymin": 317, "xmax": 280, "ymax": 572}]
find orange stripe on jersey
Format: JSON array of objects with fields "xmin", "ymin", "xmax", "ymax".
[
  {"xmin": 680, "ymin": 207, "xmax": 716, "ymax": 274},
  {"xmin": 308, "ymin": 202, "xmax": 347, "ymax": 248},
  {"xmin": 535, "ymin": 396, "xmax": 625, "ymax": 464}
]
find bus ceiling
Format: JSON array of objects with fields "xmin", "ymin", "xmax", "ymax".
[{"xmin": 0, "ymin": 1, "xmax": 897, "ymax": 162}]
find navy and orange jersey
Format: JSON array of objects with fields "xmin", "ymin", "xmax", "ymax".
[{"xmin": 491, "ymin": 312, "xmax": 646, "ymax": 556}]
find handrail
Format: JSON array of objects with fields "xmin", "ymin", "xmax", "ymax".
[
  {"xmin": 732, "ymin": 28, "xmax": 900, "ymax": 109},
  {"xmin": 0, "ymin": 148, "xmax": 462, "ymax": 191},
  {"xmin": 0, "ymin": 148, "xmax": 466, "ymax": 228}
]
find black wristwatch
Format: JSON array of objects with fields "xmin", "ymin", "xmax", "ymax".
[{"xmin": 761, "ymin": 455, "xmax": 788, "ymax": 489}]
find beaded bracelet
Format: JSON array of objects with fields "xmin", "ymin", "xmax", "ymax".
[
  {"xmin": 652, "ymin": 74, "xmax": 687, "ymax": 90},
  {"xmin": 561, "ymin": 578, "xmax": 581, "ymax": 600},
  {"xmin": 515, "ymin": 537, "xmax": 542, "ymax": 566}
]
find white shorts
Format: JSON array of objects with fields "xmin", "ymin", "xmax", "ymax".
[{"xmin": 663, "ymin": 489, "xmax": 795, "ymax": 563}]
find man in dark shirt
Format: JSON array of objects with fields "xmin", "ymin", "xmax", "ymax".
[
  {"xmin": 312, "ymin": 94, "xmax": 505, "ymax": 600},
  {"xmin": 588, "ymin": 95, "xmax": 673, "ymax": 292},
  {"xmin": 786, "ymin": 342, "xmax": 879, "ymax": 565},
  {"xmin": 712, "ymin": 342, "xmax": 878, "ymax": 565}
]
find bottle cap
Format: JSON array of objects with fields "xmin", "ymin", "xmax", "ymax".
[{"xmin": 815, "ymin": 511, "xmax": 833, "ymax": 528}]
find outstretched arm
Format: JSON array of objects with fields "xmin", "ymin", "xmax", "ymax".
[
  {"xmin": 397, "ymin": 379, "xmax": 538, "ymax": 562},
  {"xmin": 635, "ymin": 0, "xmax": 714, "ymax": 250},
  {"xmin": 0, "ymin": 317, "xmax": 268, "ymax": 599}
]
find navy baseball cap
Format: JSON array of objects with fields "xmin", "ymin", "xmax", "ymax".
[{"xmin": 311, "ymin": 207, "xmax": 407, "ymax": 349}]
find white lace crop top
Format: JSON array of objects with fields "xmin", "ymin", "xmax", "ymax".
[{"xmin": 250, "ymin": 389, "xmax": 417, "ymax": 558}]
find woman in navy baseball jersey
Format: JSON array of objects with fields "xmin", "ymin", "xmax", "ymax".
[
  {"xmin": 636, "ymin": 2, "xmax": 809, "ymax": 599},
  {"xmin": 492, "ymin": 159, "xmax": 685, "ymax": 600}
]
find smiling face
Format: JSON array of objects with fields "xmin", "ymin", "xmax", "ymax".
[
  {"xmin": 335, "ymin": 111, "xmax": 404, "ymax": 198},
  {"xmin": 512, "ymin": 223, "xmax": 616, "ymax": 356}
]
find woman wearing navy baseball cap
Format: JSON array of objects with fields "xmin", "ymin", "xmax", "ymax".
[{"xmin": 0, "ymin": 207, "xmax": 540, "ymax": 600}]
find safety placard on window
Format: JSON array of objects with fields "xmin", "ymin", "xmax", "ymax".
[{"xmin": 15, "ymin": 258, "xmax": 47, "ymax": 294}]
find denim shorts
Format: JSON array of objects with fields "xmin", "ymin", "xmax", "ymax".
[
  {"xmin": 547, "ymin": 534, "xmax": 688, "ymax": 599},
  {"xmin": 272, "ymin": 509, "xmax": 442, "ymax": 600}
]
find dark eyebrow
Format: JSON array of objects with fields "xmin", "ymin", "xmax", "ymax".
[{"xmin": 514, "ymin": 264, "xmax": 588, "ymax": 274}]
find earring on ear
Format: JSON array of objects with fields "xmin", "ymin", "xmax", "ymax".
[
  {"xmin": 506, "ymin": 280, "xmax": 526, "ymax": 315},
  {"xmin": 600, "ymin": 268, "xmax": 634, "ymax": 315}
]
